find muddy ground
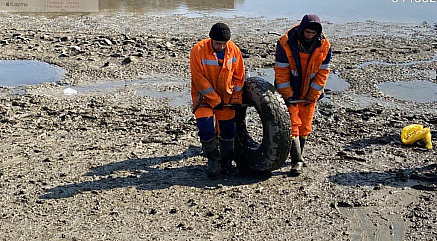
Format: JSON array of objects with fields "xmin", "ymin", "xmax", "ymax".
[{"xmin": 0, "ymin": 13, "xmax": 436, "ymax": 240}]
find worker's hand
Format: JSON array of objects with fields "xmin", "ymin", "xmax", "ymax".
[
  {"xmin": 229, "ymin": 103, "xmax": 241, "ymax": 110},
  {"xmin": 285, "ymin": 97, "xmax": 297, "ymax": 107},
  {"xmin": 213, "ymin": 101, "xmax": 224, "ymax": 110},
  {"xmin": 303, "ymin": 100, "xmax": 314, "ymax": 107}
]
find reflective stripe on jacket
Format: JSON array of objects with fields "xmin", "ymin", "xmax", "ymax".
[
  {"xmin": 190, "ymin": 38, "xmax": 245, "ymax": 108},
  {"xmin": 274, "ymin": 27, "xmax": 331, "ymax": 102}
]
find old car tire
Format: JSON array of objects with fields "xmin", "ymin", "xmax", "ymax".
[{"xmin": 234, "ymin": 77, "xmax": 292, "ymax": 175}]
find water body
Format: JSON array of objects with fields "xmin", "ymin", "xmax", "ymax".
[
  {"xmin": 60, "ymin": 79, "xmax": 192, "ymax": 107},
  {"xmin": 4, "ymin": 60, "xmax": 434, "ymax": 105},
  {"xmin": 96, "ymin": 0, "xmax": 437, "ymax": 23},
  {"xmin": 250, "ymin": 68, "xmax": 349, "ymax": 92},
  {"xmin": 359, "ymin": 52, "xmax": 437, "ymax": 69},
  {"xmin": 325, "ymin": 73, "xmax": 350, "ymax": 91},
  {"xmin": 0, "ymin": 60, "xmax": 65, "ymax": 87},
  {"xmin": 56, "ymin": 69, "xmax": 349, "ymax": 107},
  {"xmin": 379, "ymin": 80, "xmax": 437, "ymax": 102},
  {"xmin": 429, "ymin": 69, "xmax": 437, "ymax": 80},
  {"xmin": 357, "ymin": 52, "xmax": 437, "ymax": 103}
]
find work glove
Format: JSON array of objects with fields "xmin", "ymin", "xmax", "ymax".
[
  {"xmin": 213, "ymin": 101, "xmax": 224, "ymax": 110},
  {"xmin": 304, "ymin": 94, "xmax": 317, "ymax": 107},
  {"xmin": 285, "ymin": 97, "xmax": 297, "ymax": 107},
  {"xmin": 303, "ymin": 100, "xmax": 314, "ymax": 107},
  {"xmin": 229, "ymin": 103, "xmax": 241, "ymax": 110}
]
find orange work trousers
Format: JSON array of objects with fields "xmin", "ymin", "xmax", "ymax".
[
  {"xmin": 287, "ymin": 102, "xmax": 316, "ymax": 137},
  {"xmin": 194, "ymin": 106, "xmax": 235, "ymax": 136}
]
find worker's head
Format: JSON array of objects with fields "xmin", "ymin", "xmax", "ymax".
[
  {"xmin": 303, "ymin": 23, "xmax": 321, "ymax": 41},
  {"xmin": 298, "ymin": 14, "xmax": 322, "ymax": 42},
  {"xmin": 209, "ymin": 22, "xmax": 231, "ymax": 52}
]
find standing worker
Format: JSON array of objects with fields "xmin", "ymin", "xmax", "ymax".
[
  {"xmin": 274, "ymin": 14, "xmax": 331, "ymax": 176},
  {"xmin": 190, "ymin": 23, "xmax": 245, "ymax": 178}
]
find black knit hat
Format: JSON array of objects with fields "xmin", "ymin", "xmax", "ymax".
[
  {"xmin": 209, "ymin": 23, "xmax": 231, "ymax": 41},
  {"xmin": 305, "ymin": 22, "xmax": 322, "ymax": 33}
]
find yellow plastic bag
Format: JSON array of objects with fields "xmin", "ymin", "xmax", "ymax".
[{"xmin": 401, "ymin": 124, "xmax": 433, "ymax": 150}]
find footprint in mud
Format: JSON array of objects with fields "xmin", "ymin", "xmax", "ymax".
[
  {"xmin": 330, "ymin": 164, "xmax": 437, "ymax": 241},
  {"xmin": 339, "ymin": 207, "xmax": 404, "ymax": 241}
]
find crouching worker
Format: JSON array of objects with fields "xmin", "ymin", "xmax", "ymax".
[
  {"xmin": 190, "ymin": 23, "xmax": 245, "ymax": 178},
  {"xmin": 274, "ymin": 14, "xmax": 331, "ymax": 176}
]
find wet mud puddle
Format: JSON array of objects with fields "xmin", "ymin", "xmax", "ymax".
[
  {"xmin": 1, "ymin": 58, "xmax": 435, "ymax": 107},
  {"xmin": 63, "ymin": 79, "xmax": 190, "ymax": 107},
  {"xmin": 332, "ymin": 166, "xmax": 436, "ymax": 241},
  {"xmin": 250, "ymin": 68, "xmax": 350, "ymax": 93},
  {"xmin": 0, "ymin": 61, "xmax": 191, "ymax": 107},
  {"xmin": 0, "ymin": 60, "xmax": 65, "ymax": 86},
  {"xmin": 252, "ymin": 54, "xmax": 437, "ymax": 104},
  {"xmin": 358, "ymin": 52, "xmax": 437, "ymax": 69},
  {"xmin": 357, "ymin": 52, "xmax": 437, "ymax": 104},
  {"xmin": 339, "ymin": 206, "xmax": 405, "ymax": 241},
  {"xmin": 379, "ymin": 80, "xmax": 437, "ymax": 103}
]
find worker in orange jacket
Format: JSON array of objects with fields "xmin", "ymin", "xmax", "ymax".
[
  {"xmin": 274, "ymin": 14, "xmax": 331, "ymax": 176},
  {"xmin": 190, "ymin": 23, "xmax": 245, "ymax": 178}
]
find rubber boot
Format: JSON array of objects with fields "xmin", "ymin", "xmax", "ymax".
[
  {"xmin": 289, "ymin": 137, "xmax": 304, "ymax": 177},
  {"xmin": 201, "ymin": 136, "xmax": 221, "ymax": 178},
  {"xmin": 219, "ymin": 138, "xmax": 239, "ymax": 175},
  {"xmin": 299, "ymin": 136, "xmax": 307, "ymax": 167}
]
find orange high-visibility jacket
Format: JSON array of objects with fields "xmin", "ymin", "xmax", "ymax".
[
  {"xmin": 190, "ymin": 38, "xmax": 245, "ymax": 109},
  {"xmin": 274, "ymin": 27, "xmax": 331, "ymax": 103}
]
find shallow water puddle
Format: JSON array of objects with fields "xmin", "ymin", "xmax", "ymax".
[
  {"xmin": 248, "ymin": 68, "xmax": 275, "ymax": 84},
  {"xmin": 63, "ymin": 68, "xmax": 348, "ymax": 108},
  {"xmin": 250, "ymin": 68, "xmax": 349, "ymax": 92},
  {"xmin": 65, "ymin": 79, "xmax": 191, "ymax": 107},
  {"xmin": 429, "ymin": 69, "xmax": 437, "ymax": 80},
  {"xmin": 358, "ymin": 52, "xmax": 437, "ymax": 69},
  {"xmin": 337, "ymin": 183, "xmax": 424, "ymax": 241},
  {"xmin": 339, "ymin": 206, "xmax": 405, "ymax": 241},
  {"xmin": 73, "ymin": 80, "xmax": 127, "ymax": 92},
  {"xmin": 379, "ymin": 80, "xmax": 437, "ymax": 103},
  {"xmin": 0, "ymin": 60, "xmax": 65, "ymax": 86},
  {"xmin": 344, "ymin": 94, "xmax": 382, "ymax": 108},
  {"xmin": 326, "ymin": 73, "xmax": 350, "ymax": 91},
  {"xmin": 137, "ymin": 89, "xmax": 191, "ymax": 107}
]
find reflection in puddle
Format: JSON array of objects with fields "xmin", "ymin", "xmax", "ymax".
[
  {"xmin": 0, "ymin": 60, "xmax": 65, "ymax": 87},
  {"xmin": 379, "ymin": 80, "xmax": 437, "ymax": 103}
]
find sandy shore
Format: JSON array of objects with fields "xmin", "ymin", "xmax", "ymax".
[{"xmin": 0, "ymin": 12, "xmax": 436, "ymax": 240}]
